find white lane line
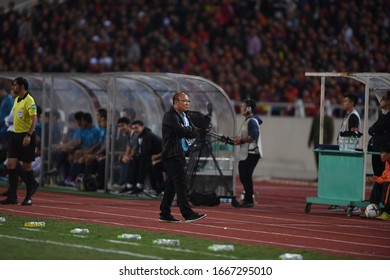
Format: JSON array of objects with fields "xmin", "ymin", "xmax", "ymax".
[
  {"xmin": 34, "ymin": 197, "xmax": 390, "ymax": 234},
  {"xmin": 3, "ymin": 200, "xmax": 389, "ymax": 259},
  {"xmin": 27, "ymin": 202, "xmax": 390, "ymax": 243},
  {"xmin": 0, "ymin": 234, "xmax": 162, "ymax": 259},
  {"xmin": 3, "ymin": 206, "xmax": 390, "ymax": 256},
  {"xmin": 8, "ymin": 208, "xmax": 388, "ymax": 259},
  {"xmin": 32, "ymin": 194, "xmax": 370, "ymax": 222},
  {"xmin": 35, "ymin": 204, "xmax": 159, "ymax": 223}
]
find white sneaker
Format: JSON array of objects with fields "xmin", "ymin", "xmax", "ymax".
[
  {"xmin": 143, "ymin": 189, "xmax": 158, "ymax": 199},
  {"xmin": 118, "ymin": 183, "xmax": 133, "ymax": 193},
  {"xmin": 352, "ymin": 206, "xmax": 361, "ymax": 213},
  {"xmin": 328, "ymin": 205, "xmax": 343, "ymax": 212}
]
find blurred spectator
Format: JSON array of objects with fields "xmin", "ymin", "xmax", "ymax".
[
  {"xmin": 124, "ymin": 120, "xmax": 164, "ymax": 197},
  {"xmin": 47, "ymin": 111, "xmax": 84, "ymax": 182},
  {"xmin": 0, "ymin": 0, "xmax": 388, "ymax": 111},
  {"xmin": 0, "ymin": 80, "xmax": 13, "ymax": 148},
  {"xmin": 126, "ymin": 36, "xmax": 141, "ymax": 63},
  {"xmin": 84, "ymin": 108, "xmax": 108, "ymax": 190},
  {"xmin": 68, "ymin": 112, "xmax": 101, "ymax": 184},
  {"xmin": 42, "ymin": 110, "xmax": 62, "ymax": 148},
  {"xmin": 116, "ymin": 116, "xmax": 137, "ymax": 190}
]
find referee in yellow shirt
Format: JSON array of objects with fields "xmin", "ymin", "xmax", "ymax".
[{"xmin": 0, "ymin": 77, "xmax": 37, "ymax": 205}]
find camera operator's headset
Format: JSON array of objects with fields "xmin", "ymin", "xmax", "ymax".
[{"xmin": 244, "ymin": 99, "xmax": 254, "ymax": 114}]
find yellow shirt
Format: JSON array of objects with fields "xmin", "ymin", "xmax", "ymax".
[{"xmin": 13, "ymin": 92, "xmax": 37, "ymax": 133}]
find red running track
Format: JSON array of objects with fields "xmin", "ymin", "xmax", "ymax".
[{"xmin": 0, "ymin": 180, "xmax": 389, "ymax": 259}]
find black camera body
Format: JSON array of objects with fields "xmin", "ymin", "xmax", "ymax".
[
  {"xmin": 187, "ymin": 111, "xmax": 234, "ymax": 145},
  {"xmin": 187, "ymin": 111, "xmax": 211, "ymax": 131}
]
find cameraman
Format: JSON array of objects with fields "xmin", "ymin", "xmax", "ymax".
[{"xmin": 233, "ymin": 99, "xmax": 263, "ymax": 208}]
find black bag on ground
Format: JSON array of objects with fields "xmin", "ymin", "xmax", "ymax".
[
  {"xmin": 81, "ymin": 174, "xmax": 98, "ymax": 192},
  {"xmin": 189, "ymin": 191, "xmax": 220, "ymax": 206}
]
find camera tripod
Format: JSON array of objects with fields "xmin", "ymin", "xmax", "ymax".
[{"xmin": 185, "ymin": 132, "xmax": 239, "ymax": 207}]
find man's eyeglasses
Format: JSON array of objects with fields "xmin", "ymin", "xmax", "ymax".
[{"xmin": 178, "ymin": 99, "xmax": 191, "ymax": 103}]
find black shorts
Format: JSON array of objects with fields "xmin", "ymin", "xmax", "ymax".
[{"xmin": 7, "ymin": 132, "xmax": 36, "ymax": 163}]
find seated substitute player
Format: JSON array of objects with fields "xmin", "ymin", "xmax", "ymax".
[{"xmin": 365, "ymin": 143, "xmax": 390, "ymax": 220}]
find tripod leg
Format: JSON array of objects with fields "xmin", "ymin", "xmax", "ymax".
[{"xmin": 186, "ymin": 148, "xmax": 201, "ymax": 193}]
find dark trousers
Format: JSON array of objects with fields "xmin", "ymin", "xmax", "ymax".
[
  {"xmin": 238, "ymin": 153, "xmax": 260, "ymax": 204},
  {"xmin": 159, "ymin": 156, "xmax": 194, "ymax": 219},
  {"xmin": 370, "ymin": 182, "xmax": 390, "ymax": 213},
  {"xmin": 53, "ymin": 151, "xmax": 71, "ymax": 178},
  {"xmin": 151, "ymin": 161, "xmax": 165, "ymax": 193},
  {"xmin": 85, "ymin": 158, "xmax": 106, "ymax": 190},
  {"xmin": 8, "ymin": 168, "xmax": 34, "ymax": 200},
  {"xmin": 129, "ymin": 157, "xmax": 149, "ymax": 186},
  {"xmin": 118, "ymin": 161, "xmax": 132, "ymax": 185},
  {"xmin": 372, "ymin": 155, "xmax": 386, "ymax": 176}
]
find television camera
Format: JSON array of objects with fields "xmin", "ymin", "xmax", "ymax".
[
  {"xmin": 186, "ymin": 102, "xmax": 234, "ymax": 146},
  {"xmin": 185, "ymin": 103, "xmax": 239, "ymax": 207}
]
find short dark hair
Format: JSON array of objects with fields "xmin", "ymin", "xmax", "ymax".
[
  {"xmin": 82, "ymin": 112, "xmax": 93, "ymax": 124},
  {"xmin": 13, "ymin": 77, "xmax": 28, "ymax": 90},
  {"xmin": 117, "ymin": 116, "xmax": 130, "ymax": 125},
  {"xmin": 97, "ymin": 108, "xmax": 107, "ymax": 120},
  {"xmin": 74, "ymin": 111, "xmax": 84, "ymax": 121},
  {"xmin": 344, "ymin": 94, "xmax": 358, "ymax": 107},
  {"xmin": 244, "ymin": 98, "xmax": 256, "ymax": 113},
  {"xmin": 45, "ymin": 109, "xmax": 60, "ymax": 119},
  {"xmin": 132, "ymin": 120, "xmax": 144, "ymax": 126}
]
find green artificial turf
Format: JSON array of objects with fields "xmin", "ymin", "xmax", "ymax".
[{"xmin": 0, "ymin": 214, "xmax": 348, "ymax": 260}]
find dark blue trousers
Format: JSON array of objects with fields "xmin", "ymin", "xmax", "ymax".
[{"xmin": 238, "ymin": 153, "xmax": 260, "ymax": 204}]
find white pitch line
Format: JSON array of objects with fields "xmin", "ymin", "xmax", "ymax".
[
  {"xmin": 28, "ymin": 202, "xmax": 390, "ymax": 244},
  {"xmin": 106, "ymin": 239, "xmax": 141, "ymax": 246},
  {"xmin": 4, "ymin": 198, "xmax": 389, "ymax": 259},
  {"xmin": 143, "ymin": 228, "xmax": 390, "ymax": 259},
  {"xmin": 106, "ymin": 239, "xmax": 238, "ymax": 259},
  {"xmin": 155, "ymin": 245, "xmax": 239, "ymax": 259},
  {"xmin": 4, "ymin": 205, "xmax": 390, "ymax": 256},
  {"xmin": 0, "ymin": 234, "xmax": 162, "ymax": 259},
  {"xmin": 36, "ymin": 196, "xmax": 390, "ymax": 234},
  {"xmin": 19, "ymin": 227, "xmax": 46, "ymax": 232}
]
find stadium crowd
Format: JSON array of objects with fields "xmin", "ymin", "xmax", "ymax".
[{"xmin": 0, "ymin": 0, "xmax": 389, "ymax": 116}]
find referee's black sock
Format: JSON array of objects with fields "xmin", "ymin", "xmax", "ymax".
[{"xmin": 24, "ymin": 170, "xmax": 34, "ymax": 199}]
